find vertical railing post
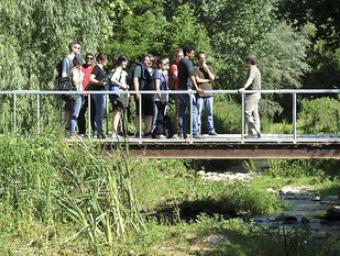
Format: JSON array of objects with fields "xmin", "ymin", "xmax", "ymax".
[
  {"xmin": 139, "ymin": 91, "xmax": 142, "ymax": 144},
  {"xmin": 292, "ymin": 92, "xmax": 297, "ymax": 142},
  {"xmin": 106, "ymin": 93, "xmax": 109, "ymax": 135},
  {"xmin": 88, "ymin": 93, "xmax": 91, "ymax": 139},
  {"xmin": 13, "ymin": 94, "xmax": 16, "ymax": 134},
  {"xmin": 189, "ymin": 90, "xmax": 193, "ymax": 144},
  {"xmin": 36, "ymin": 94, "xmax": 40, "ymax": 134},
  {"xmin": 241, "ymin": 93, "xmax": 245, "ymax": 143}
]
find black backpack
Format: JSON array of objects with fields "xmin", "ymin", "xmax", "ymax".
[
  {"xmin": 128, "ymin": 61, "xmax": 153, "ymax": 91},
  {"xmin": 163, "ymin": 115, "xmax": 174, "ymax": 138},
  {"xmin": 54, "ymin": 57, "xmax": 78, "ymax": 100}
]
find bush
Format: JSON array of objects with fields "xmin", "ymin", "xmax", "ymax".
[
  {"xmin": 299, "ymin": 97, "xmax": 340, "ymax": 134},
  {"xmin": 266, "ymin": 160, "xmax": 325, "ymax": 178},
  {"xmin": 213, "ymin": 96, "xmax": 241, "ymax": 134}
]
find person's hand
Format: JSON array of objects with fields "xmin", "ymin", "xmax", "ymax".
[
  {"xmin": 197, "ymin": 88, "xmax": 205, "ymax": 94},
  {"xmin": 121, "ymin": 84, "xmax": 129, "ymax": 90},
  {"xmin": 202, "ymin": 63, "xmax": 208, "ymax": 70},
  {"xmin": 238, "ymin": 88, "xmax": 246, "ymax": 94}
]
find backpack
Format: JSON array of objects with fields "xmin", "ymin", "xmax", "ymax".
[
  {"xmin": 54, "ymin": 59, "xmax": 63, "ymax": 80},
  {"xmin": 163, "ymin": 115, "xmax": 174, "ymax": 138},
  {"xmin": 54, "ymin": 57, "xmax": 78, "ymax": 100},
  {"xmin": 128, "ymin": 61, "xmax": 154, "ymax": 91}
]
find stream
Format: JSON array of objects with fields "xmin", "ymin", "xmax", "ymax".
[{"xmin": 253, "ymin": 186, "xmax": 340, "ymax": 239}]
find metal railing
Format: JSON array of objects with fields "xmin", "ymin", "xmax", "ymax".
[{"xmin": 0, "ymin": 89, "xmax": 340, "ymax": 144}]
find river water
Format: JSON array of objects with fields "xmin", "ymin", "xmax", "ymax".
[{"xmin": 253, "ymin": 186, "xmax": 340, "ymax": 239}]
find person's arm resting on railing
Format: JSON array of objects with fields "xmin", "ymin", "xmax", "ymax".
[{"xmin": 239, "ymin": 67, "xmax": 255, "ymax": 93}]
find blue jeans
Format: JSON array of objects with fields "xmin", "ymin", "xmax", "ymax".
[
  {"xmin": 68, "ymin": 97, "xmax": 82, "ymax": 133},
  {"xmin": 197, "ymin": 96, "xmax": 215, "ymax": 134},
  {"xmin": 92, "ymin": 94, "xmax": 105, "ymax": 133},
  {"xmin": 152, "ymin": 101, "xmax": 167, "ymax": 135},
  {"xmin": 178, "ymin": 94, "xmax": 199, "ymax": 136}
]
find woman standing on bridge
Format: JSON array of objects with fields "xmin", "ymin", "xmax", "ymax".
[
  {"xmin": 68, "ymin": 55, "xmax": 84, "ymax": 138},
  {"xmin": 109, "ymin": 55, "xmax": 130, "ymax": 139},
  {"xmin": 88, "ymin": 54, "xmax": 108, "ymax": 139}
]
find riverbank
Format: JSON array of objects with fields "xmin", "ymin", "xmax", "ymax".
[{"xmin": 0, "ymin": 135, "xmax": 339, "ymax": 255}]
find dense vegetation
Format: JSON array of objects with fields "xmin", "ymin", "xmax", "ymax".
[{"xmin": 0, "ymin": 134, "xmax": 339, "ymax": 255}]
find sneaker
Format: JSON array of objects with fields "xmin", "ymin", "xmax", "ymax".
[
  {"xmin": 155, "ymin": 134, "xmax": 166, "ymax": 139},
  {"xmin": 177, "ymin": 133, "xmax": 187, "ymax": 139},
  {"xmin": 97, "ymin": 132, "xmax": 106, "ymax": 139},
  {"xmin": 143, "ymin": 132, "xmax": 153, "ymax": 138},
  {"xmin": 208, "ymin": 131, "xmax": 218, "ymax": 136},
  {"xmin": 193, "ymin": 134, "xmax": 202, "ymax": 139},
  {"xmin": 68, "ymin": 132, "xmax": 79, "ymax": 140},
  {"xmin": 112, "ymin": 134, "xmax": 124, "ymax": 141}
]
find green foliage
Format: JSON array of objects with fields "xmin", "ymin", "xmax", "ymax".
[
  {"xmin": 197, "ymin": 0, "xmax": 309, "ymax": 89},
  {"xmin": 299, "ymin": 97, "xmax": 340, "ymax": 134},
  {"xmin": 0, "ymin": 0, "xmax": 103, "ymax": 133},
  {"xmin": 279, "ymin": 0, "xmax": 340, "ymax": 48},
  {"xmin": 302, "ymin": 40, "xmax": 340, "ymax": 89},
  {"xmin": 266, "ymin": 160, "xmax": 325, "ymax": 178},
  {"xmin": 0, "ymin": 135, "xmax": 145, "ymax": 252},
  {"xmin": 0, "ymin": 0, "xmax": 100, "ymax": 89},
  {"xmin": 213, "ymin": 96, "xmax": 241, "ymax": 134},
  {"xmin": 101, "ymin": 2, "xmax": 211, "ymax": 61},
  {"xmin": 259, "ymin": 22, "xmax": 310, "ymax": 89}
]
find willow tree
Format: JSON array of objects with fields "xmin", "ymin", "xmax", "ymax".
[{"xmin": 0, "ymin": 0, "xmax": 103, "ymax": 133}]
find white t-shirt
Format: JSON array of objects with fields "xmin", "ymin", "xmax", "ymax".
[
  {"xmin": 70, "ymin": 67, "xmax": 84, "ymax": 91},
  {"xmin": 111, "ymin": 66, "xmax": 128, "ymax": 88}
]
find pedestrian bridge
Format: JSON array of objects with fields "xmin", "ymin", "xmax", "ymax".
[
  {"xmin": 1, "ymin": 89, "xmax": 340, "ymax": 159},
  {"xmin": 99, "ymin": 134, "xmax": 340, "ymax": 159}
]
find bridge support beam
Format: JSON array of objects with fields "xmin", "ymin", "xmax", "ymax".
[{"xmin": 110, "ymin": 143, "xmax": 340, "ymax": 159}]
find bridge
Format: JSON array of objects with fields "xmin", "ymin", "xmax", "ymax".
[{"xmin": 1, "ymin": 89, "xmax": 340, "ymax": 159}]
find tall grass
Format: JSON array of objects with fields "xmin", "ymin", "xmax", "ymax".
[{"xmin": 0, "ymin": 134, "xmax": 144, "ymax": 254}]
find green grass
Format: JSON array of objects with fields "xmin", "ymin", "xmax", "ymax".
[{"xmin": 0, "ymin": 135, "xmax": 339, "ymax": 255}]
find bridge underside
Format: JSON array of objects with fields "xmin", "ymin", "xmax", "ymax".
[{"xmin": 99, "ymin": 135, "xmax": 340, "ymax": 159}]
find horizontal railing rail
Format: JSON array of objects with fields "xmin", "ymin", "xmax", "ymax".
[
  {"xmin": 1, "ymin": 89, "xmax": 339, "ymax": 144},
  {"xmin": 1, "ymin": 89, "xmax": 340, "ymax": 95}
]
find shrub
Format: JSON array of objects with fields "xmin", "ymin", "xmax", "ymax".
[{"xmin": 299, "ymin": 97, "xmax": 340, "ymax": 134}]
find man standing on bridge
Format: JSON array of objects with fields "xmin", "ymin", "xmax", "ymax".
[
  {"xmin": 239, "ymin": 56, "xmax": 261, "ymax": 138},
  {"xmin": 177, "ymin": 45, "xmax": 204, "ymax": 139},
  {"xmin": 194, "ymin": 52, "xmax": 217, "ymax": 136}
]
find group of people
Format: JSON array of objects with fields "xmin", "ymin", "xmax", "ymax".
[{"xmin": 57, "ymin": 42, "xmax": 262, "ymax": 139}]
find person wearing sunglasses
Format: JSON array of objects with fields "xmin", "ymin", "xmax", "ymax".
[
  {"xmin": 61, "ymin": 42, "xmax": 81, "ymax": 132},
  {"xmin": 77, "ymin": 53, "xmax": 96, "ymax": 136}
]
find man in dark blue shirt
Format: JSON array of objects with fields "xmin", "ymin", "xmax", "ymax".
[{"xmin": 177, "ymin": 45, "xmax": 204, "ymax": 138}]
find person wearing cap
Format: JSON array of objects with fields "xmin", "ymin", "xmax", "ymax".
[{"xmin": 68, "ymin": 54, "xmax": 84, "ymax": 138}]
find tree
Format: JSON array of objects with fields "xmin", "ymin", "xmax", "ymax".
[
  {"xmin": 0, "ymin": 0, "xmax": 102, "ymax": 90},
  {"xmin": 195, "ymin": 0, "xmax": 310, "ymax": 90},
  {"xmin": 100, "ymin": 1, "xmax": 211, "ymax": 63},
  {"xmin": 279, "ymin": 0, "xmax": 340, "ymax": 48},
  {"xmin": 0, "ymin": 0, "xmax": 104, "ymax": 133}
]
